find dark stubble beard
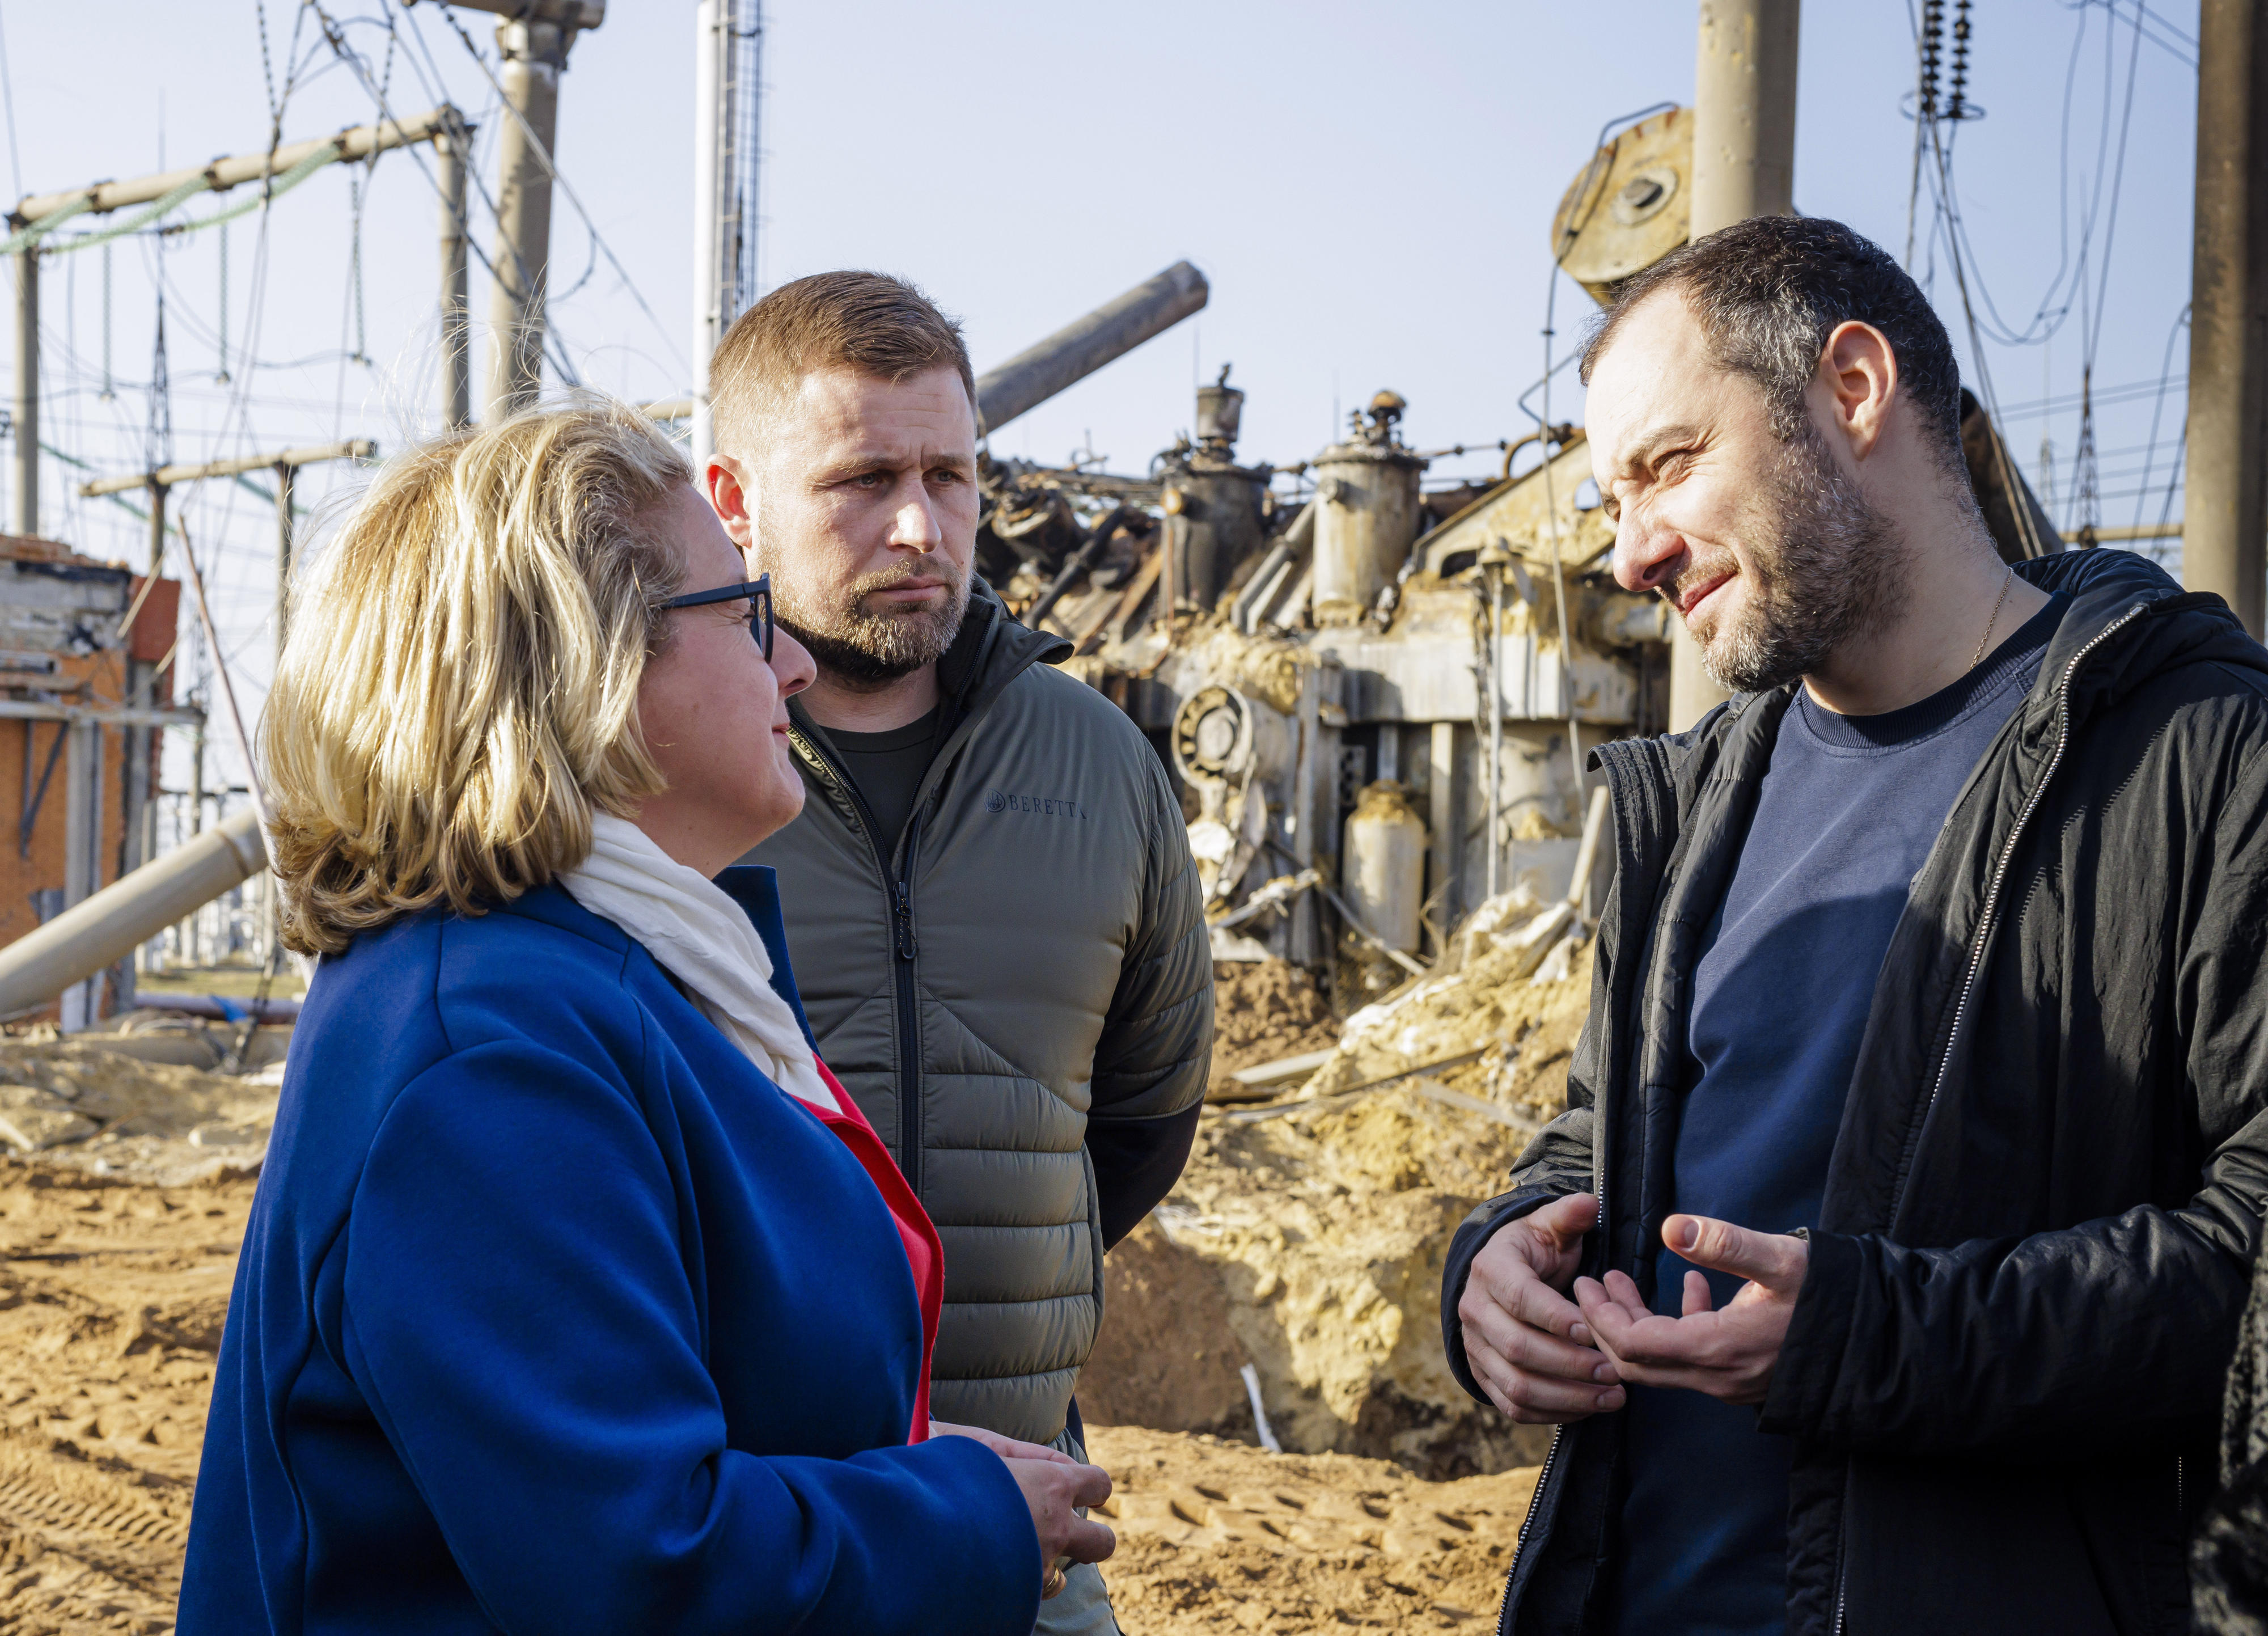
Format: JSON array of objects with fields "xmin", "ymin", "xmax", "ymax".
[
  {"xmin": 1692, "ymin": 421, "xmax": 1911, "ymax": 696},
  {"xmin": 762, "ymin": 549, "xmax": 974, "ymax": 691}
]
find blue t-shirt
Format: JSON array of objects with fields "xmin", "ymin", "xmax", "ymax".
[{"xmin": 1609, "ymin": 597, "xmax": 2062, "ymax": 1635}]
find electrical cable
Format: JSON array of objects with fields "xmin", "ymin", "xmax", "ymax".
[
  {"xmin": 312, "ymin": 1, "xmax": 586, "ymax": 390},
  {"xmin": 433, "ymin": 0, "xmax": 691, "ymax": 375}
]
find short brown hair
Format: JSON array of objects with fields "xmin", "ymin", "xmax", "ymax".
[
  {"xmin": 263, "ymin": 400, "xmax": 692, "ymax": 954},
  {"xmin": 708, "ymin": 270, "xmax": 976, "ymax": 456}
]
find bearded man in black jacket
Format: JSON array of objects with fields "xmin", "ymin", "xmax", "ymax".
[{"xmin": 1442, "ymin": 213, "xmax": 2268, "ymax": 1635}]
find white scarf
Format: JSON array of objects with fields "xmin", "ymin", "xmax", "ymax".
[{"xmin": 560, "ymin": 812, "xmax": 839, "ymax": 1114}]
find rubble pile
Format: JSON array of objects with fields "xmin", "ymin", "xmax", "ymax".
[
  {"xmin": 0, "ymin": 1035, "xmax": 282, "ymax": 1186},
  {"xmin": 1205, "ymin": 961, "xmax": 1339, "ymax": 1098},
  {"xmin": 1086, "ymin": 923, "xmax": 1593, "ymax": 1480}
]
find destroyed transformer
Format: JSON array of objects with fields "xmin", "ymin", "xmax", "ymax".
[{"xmin": 970, "ymin": 105, "xmax": 2067, "ymax": 997}]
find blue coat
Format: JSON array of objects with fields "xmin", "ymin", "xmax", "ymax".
[{"xmin": 180, "ymin": 872, "xmax": 1039, "ymax": 1634}]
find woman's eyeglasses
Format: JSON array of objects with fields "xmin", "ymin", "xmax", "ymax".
[{"xmin": 661, "ymin": 574, "xmax": 774, "ymax": 660}]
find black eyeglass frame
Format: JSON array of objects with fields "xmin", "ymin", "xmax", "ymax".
[{"xmin": 661, "ymin": 574, "xmax": 774, "ymax": 660}]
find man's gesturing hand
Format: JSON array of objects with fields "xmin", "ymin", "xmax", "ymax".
[
  {"xmin": 1572, "ymin": 1214, "xmax": 1807, "ymax": 1406},
  {"xmin": 1457, "ymin": 1191, "xmax": 1625, "ymax": 1423}
]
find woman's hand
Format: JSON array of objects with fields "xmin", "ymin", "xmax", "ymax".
[
  {"xmin": 1001, "ymin": 1457, "xmax": 1115, "ymax": 1593},
  {"xmin": 930, "ymin": 1421, "xmax": 1114, "ymax": 1593}
]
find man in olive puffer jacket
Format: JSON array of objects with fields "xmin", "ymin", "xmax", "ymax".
[{"xmin": 706, "ymin": 271, "xmax": 1214, "ymax": 1634}]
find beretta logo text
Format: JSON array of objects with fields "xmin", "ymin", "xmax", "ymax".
[{"xmin": 985, "ymin": 789, "xmax": 1089, "ymax": 820}]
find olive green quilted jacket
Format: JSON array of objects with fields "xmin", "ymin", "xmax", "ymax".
[{"xmin": 742, "ymin": 587, "xmax": 1213, "ymax": 1443}]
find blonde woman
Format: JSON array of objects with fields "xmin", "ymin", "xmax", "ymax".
[{"xmin": 180, "ymin": 403, "xmax": 1111, "ymax": 1634}]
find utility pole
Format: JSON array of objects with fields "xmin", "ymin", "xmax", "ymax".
[
  {"xmin": 79, "ymin": 439, "xmax": 372, "ymax": 974},
  {"xmin": 1674, "ymin": 0, "xmax": 1801, "ymax": 730},
  {"xmin": 459, "ymin": 0, "xmax": 607, "ymax": 419},
  {"xmin": 2185, "ymin": 0, "xmax": 2268, "ymax": 639},
  {"xmin": 437, "ymin": 112, "xmax": 474, "ymax": 430},
  {"xmin": 10, "ymin": 249, "xmax": 32, "ymax": 535},
  {"xmin": 692, "ymin": 0, "xmax": 760, "ymax": 475}
]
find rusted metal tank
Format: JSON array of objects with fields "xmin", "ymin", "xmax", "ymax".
[
  {"xmin": 1160, "ymin": 367, "xmax": 1271, "ymax": 614},
  {"xmin": 1310, "ymin": 391, "xmax": 1427, "ymax": 626},
  {"xmin": 1341, "ymin": 780, "xmax": 1427, "ymax": 953}
]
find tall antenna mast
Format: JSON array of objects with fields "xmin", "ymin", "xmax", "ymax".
[{"xmin": 692, "ymin": 0, "xmax": 761, "ymax": 474}]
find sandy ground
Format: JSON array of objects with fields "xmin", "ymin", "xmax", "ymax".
[
  {"xmin": 1088, "ymin": 1424, "xmax": 1535, "ymax": 1634},
  {"xmin": 0, "ymin": 1160, "xmax": 1540, "ymax": 1636},
  {"xmin": 0, "ymin": 1159, "xmax": 254, "ymax": 1636},
  {"xmin": 0, "ymin": 923, "xmax": 1595, "ymax": 1635}
]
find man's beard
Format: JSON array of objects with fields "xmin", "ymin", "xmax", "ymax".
[
  {"xmin": 1682, "ymin": 423, "xmax": 1909, "ymax": 695},
  {"xmin": 764, "ymin": 553, "xmax": 974, "ymax": 690}
]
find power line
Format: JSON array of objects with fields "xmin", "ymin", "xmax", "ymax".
[
  {"xmin": 311, "ymin": 0, "xmax": 586, "ymax": 390},
  {"xmin": 431, "ymin": 0, "xmax": 689, "ymax": 377}
]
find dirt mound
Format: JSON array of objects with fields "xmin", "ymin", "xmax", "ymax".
[
  {"xmin": 1318, "ymin": 931, "xmax": 1595, "ymax": 1120},
  {"xmin": 0, "ymin": 1160, "xmax": 257, "ymax": 1634},
  {"xmin": 1085, "ymin": 941, "xmax": 1593, "ymax": 1480},
  {"xmin": 0, "ymin": 1042, "xmax": 280, "ymax": 1187},
  {"xmin": 1206, "ymin": 961, "xmax": 1339, "ymax": 1100},
  {"xmin": 1086, "ymin": 1423, "xmax": 1537, "ymax": 1633}
]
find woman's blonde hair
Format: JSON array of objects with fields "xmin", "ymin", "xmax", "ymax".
[{"xmin": 263, "ymin": 400, "xmax": 693, "ymax": 954}]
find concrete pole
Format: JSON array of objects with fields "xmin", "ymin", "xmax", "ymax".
[
  {"xmin": 118, "ymin": 481, "xmax": 165, "ymax": 901},
  {"xmin": 692, "ymin": 0, "xmax": 726, "ymax": 475},
  {"xmin": 274, "ymin": 462, "xmax": 295, "ymax": 658},
  {"xmin": 1428, "ymin": 721, "xmax": 1458, "ymax": 948},
  {"xmin": 438, "ymin": 123, "xmax": 472, "ymax": 430},
  {"xmin": 1674, "ymin": 0, "xmax": 1801, "ymax": 730},
  {"xmin": 59, "ymin": 720, "xmax": 102, "ymax": 1028},
  {"xmin": 484, "ymin": 20, "xmax": 567, "ymax": 420},
  {"xmin": 2185, "ymin": 0, "xmax": 2268, "ymax": 638},
  {"xmin": 12, "ymin": 250, "xmax": 34, "ymax": 537}
]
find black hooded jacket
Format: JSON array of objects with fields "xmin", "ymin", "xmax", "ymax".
[{"xmin": 1441, "ymin": 549, "xmax": 2268, "ymax": 1635}]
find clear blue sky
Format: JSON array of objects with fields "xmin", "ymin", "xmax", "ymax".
[{"xmin": 0, "ymin": 0, "xmax": 2205, "ymax": 799}]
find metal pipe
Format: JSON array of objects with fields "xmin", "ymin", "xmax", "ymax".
[
  {"xmin": 437, "ymin": 119, "xmax": 472, "ymax": 430},
  {"xmin": 13, "ymin": 107, "xmax": 467, "ymax": 225},
  {"xmin": 1022, "ymin": 530, "xmax": 1111, "ymax": 632},
  {"xmin": 974, "ymin": 261, "xmax": 1209, "ymax": 436},
  {"xmin": 1674, "ymin": 0, "xmax": 1800, "ymax": 731},
  {"xmin": 0, "ymin": 807, "xmax": 266, "ymax": 1018},
  {"xmin": 1486, "ymin": 565, "xmax": 1504, "ymax": 901},
  {"xmin": 486, "ymin": 21, "xmax": 568, "ymax": 419},
  {"xmin": 2185, "ymin": 0, "xmax": 2268, "ymax": 637},
  {"xmin": 1232, "ymin": 501, "xmax": 1316, "ymax": 634},
  {"xmin": 12, "ymin": 250, "xmax": 33, "ymax": 535}
]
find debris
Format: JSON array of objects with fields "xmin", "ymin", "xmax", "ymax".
[
  {"xmin": 1239, "ymin": 1364, "xmax": 1284, "ymax": 1453},
  {"xmin": 0, "ymin": 1039, "xmax": 280, "ymax": 1186},
  {"xmin": 1228, "ymin": 1050, "xmax": 1335, "ymax": 1090},
  {"xmin": 0, "ymin": 1105, "xmax": 98, "ymax": 1152},
  {"xmin": 1089, "ymin": 932, "xmax": 1594, "ymax": 1479},
  {"xmin": 1205, "ymin": 961, "xmax": 1339, "ymax": 1104}
]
